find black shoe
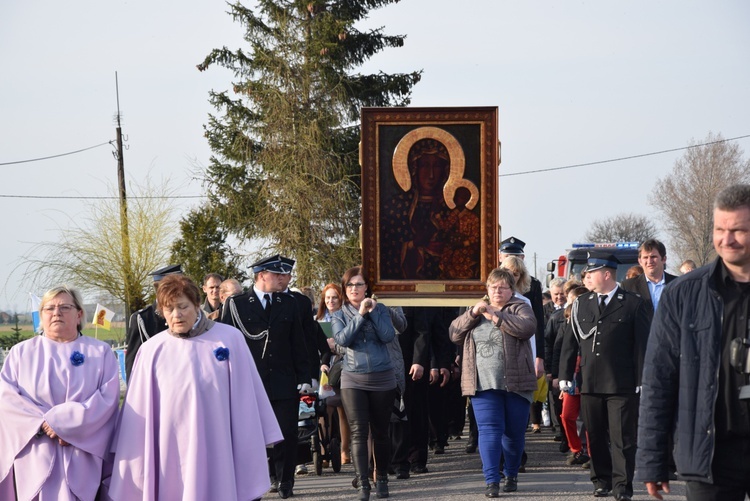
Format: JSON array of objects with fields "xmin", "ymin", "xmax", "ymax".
[
  {"xmin": 375, "ymin": 477, "xmax": 389, "ymax": 499},
  {"xmin": 668, "ymin": 470, "xmax": 678, "ymax": 481},
  {"xmin": 502, "ymin": 476, "xmax": 518, "ymax": 493},
  {"xmin": 559, "ymin": 440, "xmax": 570, "ymax": 453},
  {"xmin": 593, "ymin": 487, "xmax": 611, "ymax": 497},
  {"xmin": 358, "ymin": 480, "xmax": 371, "ymax": 501},
  {"xmin": 485, "ymin": 482, "xmax": 500, "ymax": 498},
  {"xmin": 434, "ymin": 445, "xmax": 445, "ymax": 454},
  {"xmin": 395, "ymin": 470, "xmax": 410, "ymax": 480},
  {"xmin": 553, "ymin": 433, "xmax": 563, "ymax": 442},
  {"xmin": 411, "ymin": 465, "xmax": 429, "ymax": 474},
  {"xmin": 566, "ymin": 451, "xmax": 590, "ymax": 466},
  {"xmin": 615, "ymin": 495, "xmax": 632, "ymax": 501},
  {"xmin": 269, "ymin": 480, "xmax": 279, "ymax": 493},
  {"xmin": 465, "ymin": 443, "xmax": 477, "ymax": 454},
  {"xmin": 278, "ymin": 482, "xmax": 293, "ymax": 499}
]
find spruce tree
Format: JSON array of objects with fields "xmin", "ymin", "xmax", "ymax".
[
  {"xmin": 170, "ymin": 207, "xmax": 248, "ymax": 286},
  {"xmin": 197, "ymin": 0, "xmax": 421, "ymax": 285}
]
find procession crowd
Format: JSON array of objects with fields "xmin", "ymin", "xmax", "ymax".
[{"xmin": 2, "ymin": 184, "xmax": 750, "ymax": 501}]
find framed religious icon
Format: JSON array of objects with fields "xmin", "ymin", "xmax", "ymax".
[{"xmin": 360, "ymin": 107, "xmax": 499, "ymax": 304}]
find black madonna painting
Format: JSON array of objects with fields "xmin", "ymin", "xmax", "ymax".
[{"xmin": 360, "ymin": 107, "xmax": 499, "ymax": 301}]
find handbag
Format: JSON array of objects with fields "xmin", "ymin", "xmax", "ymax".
[{"xmin": 327, "ymin": 355, "xmax": 344, "ymax": 388}]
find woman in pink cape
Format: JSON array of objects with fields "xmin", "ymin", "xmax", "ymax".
[
  {"xmin": 0, "ymin": 285, "xmax": 120, "ymax": 500},
  {"xmin": 107, "ymin": 274, "xmax": 282, "ymax": 500}
]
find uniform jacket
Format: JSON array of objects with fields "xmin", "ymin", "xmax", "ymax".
[
  {"xmin": 559, "ymin": 286, "xmax": 649, "ymax": 394},
  {"xmin": 287, "ymin": 290, "xmax": 330, "ymax": 381},
  {"xmin": 399, "ymin": 307, "xmax": 435, "ymax": 369},
  {"xmin": 125, "ymin": 304, "xmax": 167, "ymax": 381},
  {"xmin": 544, "ymin": 308, "xmax": 565, "ymax": 375},
  {"xmin": 621, "ymin": 272, "xmax": 677, "ymax": 324},
  {"xmin": 635, "ymin": 260, "xmax": 725, "ymax": 484},
  {"xmin": 220, "ymin": 291, "xmax": 310, "ymax": 400},
  {"xmin": 449, "ymin": 296, "xmax": 537, "ymax": 397},
  {"xmin": 524, "ymin": 277, "xmax": 545, "ymax": 357}
]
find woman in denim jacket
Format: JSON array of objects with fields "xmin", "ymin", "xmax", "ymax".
[{"xmin": 332, "ymin": 266, "xmax": 396, "ymax": 501}]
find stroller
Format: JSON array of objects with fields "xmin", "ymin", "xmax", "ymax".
[{"xmin": 297, "ymin": 392, "xmax": 342, "ymax": 475}]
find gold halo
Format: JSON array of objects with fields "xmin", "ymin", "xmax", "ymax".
[{"xmin": 392, "ymin": 126, "xmax": 479, "ymax": 210}]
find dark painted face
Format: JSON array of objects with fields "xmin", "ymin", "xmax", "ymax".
[{"xmin": 415, "ymin": 154, "xmax": 447, "ymax": 194}]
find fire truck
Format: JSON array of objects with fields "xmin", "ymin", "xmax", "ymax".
[{"xmin": 546, "ymin": 242, "xmax": 641, "ymax": 285}]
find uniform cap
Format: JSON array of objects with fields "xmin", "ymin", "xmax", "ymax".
[
  {"xmin": 250, "ymin": 254, "xmax": 289, "ymax": 274},
  {"xmin": 149, "ymin": 264, "xmax": 182, "ymax": 282},
  {"xmin": 583, "ymin": 251, "xmax": 620, "ymax": 273},
  {"xmin": 279, "ymin": 256, "xmax": 296, "ymax": 274},
  {"xmin": 500, "ymin": 236, "xmax": 526, "ymax": 256}
]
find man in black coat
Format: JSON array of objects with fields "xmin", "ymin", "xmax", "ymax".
[
  {"xmin": 124, "ymin": 264, "xmax": 182, "ymax": 381},
  {"xmin": 637, "ymin": 184, "xmax": 750, "ymax": 501},
  {"xmin": 277, "ymin": 256, "xmax": 330, "ymax": 384},
  {"xmin": 621, "ymin": 239, "xmax": 676, "ymax": 324},
  {"xmin": 560, "ymin": 252, "xmax": 649, "ymax": 501},
  {"xmin": 500, "ymin": 237, "xmax": 545, "ymax": 376},
  {"xmin": 220, "ymin": 254, "xmax": 311, "ymax": 499}
]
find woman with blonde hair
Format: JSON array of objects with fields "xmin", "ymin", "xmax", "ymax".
[{"xmin": 0, "ymin": 285, "xmax": 120, "ymax": 500}]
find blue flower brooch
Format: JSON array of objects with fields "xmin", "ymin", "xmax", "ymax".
[
  {"xmin": 70, "ymin": 351, "xmax": 85, "ymax": 366},
  {"xmin": 214, "ymin": 347, "xmax": 229, "ymax": 361}
]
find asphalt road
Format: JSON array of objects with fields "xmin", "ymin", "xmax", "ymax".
[{"xmin": 263, "ymin": 426, "xmax": 688, "ymax": 500}]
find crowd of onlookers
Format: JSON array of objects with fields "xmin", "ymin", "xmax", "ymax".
[{"xmin": 5, "ymin": 184, "xmax": 750, "ymax": 501}]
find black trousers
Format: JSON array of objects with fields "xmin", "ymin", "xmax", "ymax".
[
  {"xmin": 269, "ymin": 397, "xmax": 299, "ymax": 485},
  {"xmin": 428, "ymin": 382, "xmax": 449, "ymax": 448},
  {"xmin": 342, "ymin": 386, "xmax": 396, "ymax": 481},
  {"xmin": 390, "ymin": 420, "xmax": 410, "ymax": 474},
  {"xmin": 580, "ymin": 393, "xmax": 638, "ymax": 498},
  {"xmin": 405, "ymin": 375, "xmax": 430, "ymax": 467}
]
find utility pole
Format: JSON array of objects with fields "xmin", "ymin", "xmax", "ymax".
[{"xmin": 114, "ymin": 72, "xmax": 134, "ymax": 326}]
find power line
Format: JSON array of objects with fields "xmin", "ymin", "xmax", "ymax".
[
  {"xmin": 0, "ymin": 142, "xmax": 113, "ymax": 166},
  {"xmin": 500, "ymin": 134, "xmax": 750, "ymax": 177},
  {"xmin": 0, "ymin": 194, "xmax": 203, "ymax": 200}
]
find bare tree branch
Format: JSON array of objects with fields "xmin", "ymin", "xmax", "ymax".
[
  {"xmin": 649, "ymin": 132, "xmax": 750, "ymax": 266},
  {"xmin": 584, "ymin": 213, "xmax": 658, "ymax": 243},
  {"xmin": 18, "ymin": 179, "xmax": 178, "ymax": 311}
]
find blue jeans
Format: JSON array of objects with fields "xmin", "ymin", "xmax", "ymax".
[{"xmin": 471, "ymin": 389, "xmax": 531, "ymax": 483}]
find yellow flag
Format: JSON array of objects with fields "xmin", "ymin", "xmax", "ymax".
[{"xmin": 93, "ymin": 304, "xmax": 115, "ymax": 330}]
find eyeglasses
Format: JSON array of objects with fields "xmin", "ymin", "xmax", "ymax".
[
  {"xmin": 487, "ymin": 285, "xmax": 512, "ymax": 292},
  {"xmin": 42, "ymin": 304, "xmax": 78, "ymax": 314},
  {"xmin": 345, "ymin": 282, "xmax": 367, "ymax": 289}
]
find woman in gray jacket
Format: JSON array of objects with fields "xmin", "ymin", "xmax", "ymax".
[
  {"xmin": 332, "ymin": 266, "xmax": 396, "ymax": 501},
  {"xmin": 450, "ymin": 267, "xmax": 537, "ymax": 498}
]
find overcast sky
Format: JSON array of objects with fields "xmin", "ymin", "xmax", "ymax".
[{"xmin": 2, "ymin": 0, "xmax": 749, "ymax": 312}]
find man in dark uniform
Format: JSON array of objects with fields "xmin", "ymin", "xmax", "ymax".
[
  {"xmin": 500, "ymin": 237, "xmax": 545, "ymax": 377},
  {"xmin": 220, "ymin": 255, "xmax": 311, "ymax": 499},
  {"xmin": 124, "ymin": 264, "xmax": 182, "ymax": 381},
  {"xmin": 560, "ymin": 252, "xmax": 649, "ymax": 501},
  {"xmin": 276, "ymin": 256, "xmax": 331, "ymax": 476},
  {"xmin": 277, "ymin": 256, "xmax": 330, "ymax": 385}
]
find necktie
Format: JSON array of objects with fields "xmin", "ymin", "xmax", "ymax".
[
  {"xmin": 264, "ymin": 294, "xmax": 272, "ymax": 313},
  {"xmin": 599, "ymin": 295, "xmax": 607, "ymax": 314}
]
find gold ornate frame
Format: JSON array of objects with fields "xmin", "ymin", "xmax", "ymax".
[{"xmin": 360, "ymin": 107, "xmax": 499, "ymax": 304}]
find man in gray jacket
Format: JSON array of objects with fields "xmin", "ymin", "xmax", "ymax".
[{"xmin": 637, "ymin": 184, "xmax": 750, "ymax": 500}]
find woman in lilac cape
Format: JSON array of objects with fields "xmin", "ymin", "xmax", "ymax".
[
  {"xmin": 107, "ymin": 274, "xmax": 282, "ymax": 500},
  {"xmin": 0, "ymin": 285, "xmax": 120, "ymax": 500}
]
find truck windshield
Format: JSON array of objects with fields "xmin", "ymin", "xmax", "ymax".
[{"xmin": 569, "ymin": 262, "xmax": 636, "ymax": 284}]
